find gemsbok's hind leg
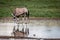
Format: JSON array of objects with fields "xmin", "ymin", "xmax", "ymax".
[
  {"xmin": 21, "ymin": 13, "xmax": 28, "ymax": 32},
  {"xmin": 16, "ymin": 17, "xmax": 20, "ymax": 30},
  {"xmin": 25, "ymin": 12, "xmax": 30, "ymax": 28},
  {"xmin": 20, "ymin": 15, "xmax": 25, "ymax": 32},
  {"xmin": 25, "ymin": 13, "xmax": 29, "ymax": 36},
  {"xmin": 23, "ymin": 13, "xmax": 28, "ymax": 28}
]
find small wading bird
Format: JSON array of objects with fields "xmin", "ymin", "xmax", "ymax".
[{"xmin": 11, "ymin": 7, "xmax": 29, "ymax": 37}]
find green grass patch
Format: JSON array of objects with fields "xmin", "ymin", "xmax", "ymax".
[{"xmin": 0, "ymin": 0, "xmax": 60, "ymax": 18}]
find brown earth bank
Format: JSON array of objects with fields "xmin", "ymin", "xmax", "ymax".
[
  {"xmin": 0, "ymin": 17, "xmax": 60, "ymax": 20},
  {"xmin": 0, "ymin": 17, "xmax": 60, "ymax": 23},
  {"xmin": 0, "ymin": 36, "xmax": 60, "ymax": 40}
]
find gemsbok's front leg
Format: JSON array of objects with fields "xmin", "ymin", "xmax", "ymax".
[
  {"xmin": 13, "ymin": 17, "xmax": 19, "ymax": 30},
  {"xmin": 16, "ymin": 17, "xmax": 20, "ymax": 30}
]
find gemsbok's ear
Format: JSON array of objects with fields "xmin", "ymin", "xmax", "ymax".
[{"xmin": 11, "ymin": 13, "xmax": 15, "ymax": 17}]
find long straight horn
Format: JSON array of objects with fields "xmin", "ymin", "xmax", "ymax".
[
  {"xmin": 11, "ymin": 13, "xmax": 15, "ymax": 17},
  {"xmin": 11, "ymin": 13, "xmax": 16, "ymax": 19}
]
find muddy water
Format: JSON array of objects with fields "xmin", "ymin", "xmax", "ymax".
[{"xmin": 0, "ymin": 20, "xmax": 60, "ymax": 38}]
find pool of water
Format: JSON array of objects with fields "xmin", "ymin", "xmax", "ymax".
[{"xmin": 0, "ymin": 20, "xmax": 60, "ymax": 38}]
